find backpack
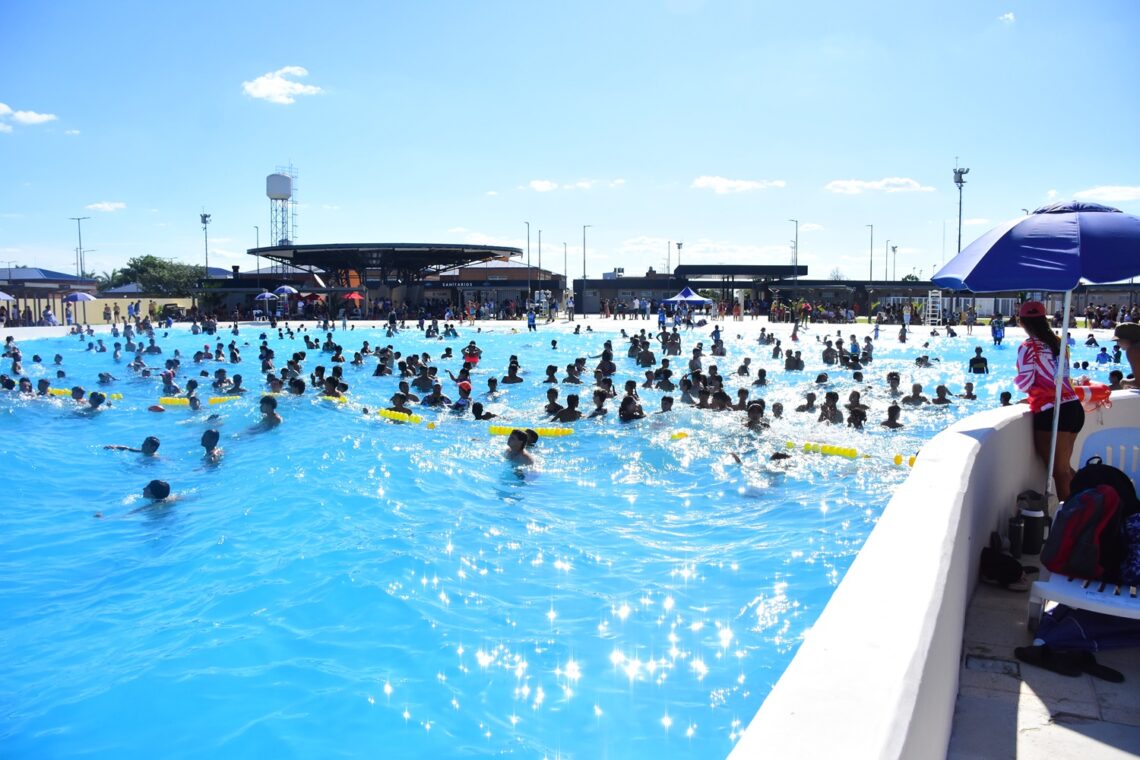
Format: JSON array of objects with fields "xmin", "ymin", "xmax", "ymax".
[
  {"xmin": 1041, "ymin": 485, "xmax": 1122, "ymax": 581},
  {"xmin": 1070, "ymin": 456, "xmax": 1140, "ymax": 520}
]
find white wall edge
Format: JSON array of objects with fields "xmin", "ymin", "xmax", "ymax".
[{"xmin": 731, "ymin": 390, "xmax": 1140, "ymax": 760}]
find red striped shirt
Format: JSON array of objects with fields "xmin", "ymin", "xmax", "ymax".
[{"xmin": 1015, "ymin": 337, "xmax": 1077, "ymax": 412}]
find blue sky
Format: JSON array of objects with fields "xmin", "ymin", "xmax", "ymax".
[{"xmin": 2, "ymin": 1, "xmax": 1138, "ymax": 283}]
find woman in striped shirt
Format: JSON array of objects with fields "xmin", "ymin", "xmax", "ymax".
[{"xmin": 1014, "ymin": 301, "xmax": 1084, "ymax": 500}]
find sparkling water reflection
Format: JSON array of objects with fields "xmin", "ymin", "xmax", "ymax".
[{"xmin": 0, "ymin": 323, "xmax": 1095, "ymax": 757}]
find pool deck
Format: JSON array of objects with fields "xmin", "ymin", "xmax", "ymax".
[{"xmin": 949, "ymin": 566, "xmax": 1140, "ymax": 760}]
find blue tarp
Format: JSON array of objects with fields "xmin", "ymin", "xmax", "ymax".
[{"xmin": 932, "ymin": 201, "xmax": 1140, "ymax": 293}]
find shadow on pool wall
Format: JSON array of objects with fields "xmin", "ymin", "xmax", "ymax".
[{"xmin": 732, "ymin": 389, "xmax": 1140, "ymax": 759}]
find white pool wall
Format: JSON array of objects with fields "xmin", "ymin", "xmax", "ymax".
[{"xmin": 732, "ymin": 390, "xmax": 1140, "ymax": 760}]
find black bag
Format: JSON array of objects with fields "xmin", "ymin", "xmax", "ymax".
[
  {"xmin": 1071, "ymin": 456, "xmax": 1140, "ymax": 519},
  {"xmin": 1065, "ymin": 456, "xmax": 1139, "ymax": 582}
]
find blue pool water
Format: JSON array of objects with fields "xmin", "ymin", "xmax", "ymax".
[{"xmin": 0, "ymin": 323, "xmax": 1114, "ymax": 757}]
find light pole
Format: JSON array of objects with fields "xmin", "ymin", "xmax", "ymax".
[
  {"xmin": 524, "ymin": 221, "xmax": 531, "ymax": 307},
  {"xmin": 254, "ymin": 226, "xmax": 261, "ymax": 290},
  {"xmin": 953, "ymin": 164, "xmax": 969, "ymax": 254},
  {"xmin": 200, "ymin": 213, "xmax": 212, "ymax": 272},
  {"xmin": 892, "ymin": 245, "xmax": 898, "ymax": 281},
  {"xmin": 1021, "ymin": 208, "xmax": 1030, "ymax": 215},
  {"xmin": 883, "ymin": 239, "xmax": 890, "ymax": 281},
  {"xmin": 563, "ymin": 242, "xmax": 567, "ymax": 302},
  {"xmin": 675, "ymin": 241, "xmax": 682, "ymax": 268},
  {"xmin": 788, "ymin": 219, "xmax": 798, "ymax": 282},
  {"xmin": 582, "ymin": 224, "xmax": 591, "ymax": 280},
  {"xmin": 538, "ymin": 229, "xmax": 543, "ymax": 300},
  {"xmin": 69, "ymin": 216, "xmax": 90, "ymax": 277},
  {"xmin": 866, "ymin": 224, "xmax": 874, "ymax": 282}
]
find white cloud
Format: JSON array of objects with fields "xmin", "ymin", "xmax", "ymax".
[
  {"xmin": 963, "ymin": 217, "xmax": 990, "ymax": 226},
  {"xmin": 1046, "ymin": 189, "xmax": 1058, "ymax": 200},
  {"xmin": 824, "ymin": 177, "xmax": 934, "ymax": 194},
  {"xmin": 86, "ymin": 201, "xmax": 126, "ymax": 212},
  {"xmin": 609, "ymin": 179, "xmax": 626, "ymax": 188},
  {"xmin": 691, "ymin": 175, "xmax": 786, "ymax": 194},
  {"xmin": 618, "ymin": 235, "xmax": 788, "ymax": 265},
  {"xmin": 485, "ymin": 190, "xmax": 498, "ymax": 196},
  {"xmin": 528, "ymin": 179, "xmax": 559, "ymax": 192},
  {"xmin": 563, "ymin": 180, "xmax": 595, "ymax": 190},
  {"xmin": 0, "ymin": 102, "xmax": 59, "ymax": 131},
  {"xmin": 448, "ymin": 226, "xmax": 467, "ymax": 233},
  {"xmin": 1073, "ymin": 185, "xmax": 1140, "ymax": 203},
  {"xmin": 800, "ymin": 223, "xmax": 824, "ymax": 232},
  {"xmin": 210, "ymin": 247, "xmax": 244, "ymax": 261},
  {"xmin": 64, "ymin": 129, "xmax": 80, "ymax": 136},
  {"xmin": 12, "ymin": 109, "xmax": 57, "ymax": 125},
  {"xmin": 242, "ymin": 66, "xmax": 322, "ymax": 105},
  {"xmin": 461, "ymin": 231, "xmax": 525, "ymax": 249},
  {"xmin": 999, "ymin": 12, "xmax": 1015, "ymax": 24}
]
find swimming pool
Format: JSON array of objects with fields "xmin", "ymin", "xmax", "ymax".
[{"xmin": 0, "ymin": 322, "xmax": 1115, "ymax": 757}]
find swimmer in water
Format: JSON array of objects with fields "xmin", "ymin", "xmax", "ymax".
[
  {"xmin": 881, "ymin": 404, "xmax": 904, "ymax": 429},
  {"xmin": 201, "ymin": 429, "xmax": 222, "ymax": 461},
  {"xmin": 105, "ymin": 435, "xmax": 161, "ymax": 456},
  {"xmin": 504, "ymin": 428, "xmax": 535, "ymax": 465},
  {"xmin": 257, "ymin": 395, "xmax": 282, "ymax": 429}
]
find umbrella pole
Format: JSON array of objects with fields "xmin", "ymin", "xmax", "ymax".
[{"xmin": 1045, "ymin": 290, "xmax": 1073, "ymax": 503}]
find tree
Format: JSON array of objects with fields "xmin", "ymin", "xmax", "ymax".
[
  {"xmin": 901, "ymin": 274, "xmax": 920, "ymax": 282},
  {"xmin": 118, "ymin": 255, "xmax": 205, "ymax": 296},
  {"xmin": 829, "ymin": 267, "xmax": 845, "ymax": 281},
  {"xmin": 96, "ymin": 269, "xmax": 124, "ymax": 292}
]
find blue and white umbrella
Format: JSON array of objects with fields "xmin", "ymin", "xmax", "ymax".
[
  {"xmin": 0, "ymin": 291, "xmax": 14, "ymax": 301},
  {"xmin": 273, "ymin": 285, "xmax": 299, "ymax": 296},
  {"xmin": 254, "ymin": 292, "xmax": 278, "ymax": 301},
  {"xmin": 933, "ymin": 200, "xmax": 1140, "ymax": 498},
  {"xmin": 933, "ymin": 201, "xmax": 1140, "ymax": 292},
  {"xmin": 64, "ymin": 292, "xmax": 97, "ymax": 302}
]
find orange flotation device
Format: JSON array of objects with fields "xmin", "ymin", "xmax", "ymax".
[{"xmin": 1073, "ymin": 379, "xmax": 1111, "ymax": 412}]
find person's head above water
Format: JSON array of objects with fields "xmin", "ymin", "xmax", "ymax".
[
  {"xmin": 143, "ymin": 479, "xmax": 171, "ymax": 501},
  {"xmin": 200, "ymin": 429, "xmax": 220, "ymax": 451}
]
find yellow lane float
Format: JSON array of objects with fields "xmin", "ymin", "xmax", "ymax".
[
  {"xmin": 488, "ymin": 425, "xmax": 573, "ymax": 437},
  {"xmin": 321, "ymin": 395, "xmax": 348, "ymax": 403},
  {"xmin": 159, "ymin": 397, "xmax": 190, "ymax": 406},
  {"xmin": 209, "ymin": 396, "xmax": 240, "ymax": 405},
  {"xmin": 377, "ymin": 409, "xmax": 423, "ymax": 424},
  {"xmin": 671, "ymin": 431, "xmax": 689, "ymax": 440}
]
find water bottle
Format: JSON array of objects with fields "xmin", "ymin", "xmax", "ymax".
[
  {"xmin": 1008, "ymin": 516, "xmax": 1025, "ymax": 559},
  {"xmin": 1021, "ymin": 509, "xmax": 1046, "ymax": 555}
]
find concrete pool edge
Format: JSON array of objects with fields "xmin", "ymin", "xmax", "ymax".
[{"xmin": 731, "ymin": 391, "xmax": 1140, "ymax": 760}]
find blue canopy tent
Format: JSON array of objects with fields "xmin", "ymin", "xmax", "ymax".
[
  {"xmin": 933, "ymin": 201, "xmax": 1140, "ymax": 499},
  {"xmin": 663, "ymin": 286, "xmax": 712, "ymax": 305}
]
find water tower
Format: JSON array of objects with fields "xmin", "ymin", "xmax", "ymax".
[{"xmin": 266, "ymin": 165, "xmax": 298, "ymax": 246}]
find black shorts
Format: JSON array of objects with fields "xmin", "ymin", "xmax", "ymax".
[{"xmin": 1032, "ymin": 400, "xmax": 1085, "ymax": 434}]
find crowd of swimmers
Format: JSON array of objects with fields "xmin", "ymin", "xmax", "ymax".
[{"xmin": 6, "ymin": 312, "xmax": 1138, "ymax": 506}]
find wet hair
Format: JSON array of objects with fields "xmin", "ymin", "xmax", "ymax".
[{"xmin": 145, "ymin": 479, "xmax": 171, "ymax": 500}]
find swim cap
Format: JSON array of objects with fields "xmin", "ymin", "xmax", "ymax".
[
  {"xmin": 1019, "ymin": 301, "xmax": 1046, "ymax": 318},
  {"xmin": 457, "ymin": 381, "xmax": 472, "ymax": 393}
]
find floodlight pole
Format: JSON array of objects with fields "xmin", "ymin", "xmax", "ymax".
[
  {"xmin": 525, "ymin": 221, "xmax": 531, "ymax": 307},
  {"xmin": 582, "ymin": 224, "xmax": 591, "ymax": 280},
  {"xmin": 254, "ymin": 226, "xmax": 261, "ymax": 291},
  {"xmin": 866, "ymin": 224, "xmax": 874, "ymax": 282},
  {"xmin": 884, "ymin": 239, "xmax": 890, "ymax": 281},
  {"xmin": 892, "ymin": 245, "xmax": 898, "ymax": 281},
  {"xmin": 538, "ymin": 229, "xmax": 543, "ymax": 298},
  {"xmin": 200, "ymin": 213, "xmax": 211, "ymax": 272},
  {"xmin": 789, "ymin": 219, "xmax": 798, "ymax": 283},
  {"xmin": 69, "ymin": 216, "xmax": 90, "ymax": 277}
]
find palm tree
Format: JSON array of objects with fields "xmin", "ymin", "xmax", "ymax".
[{"xmin": 96, "ymin": 269, "xmax": 120, "ymax": 291}]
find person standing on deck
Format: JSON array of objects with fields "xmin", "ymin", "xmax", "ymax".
[{"xmin": 1014, "ymin": 301, "xmax": 1084, "ymax": 501}]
